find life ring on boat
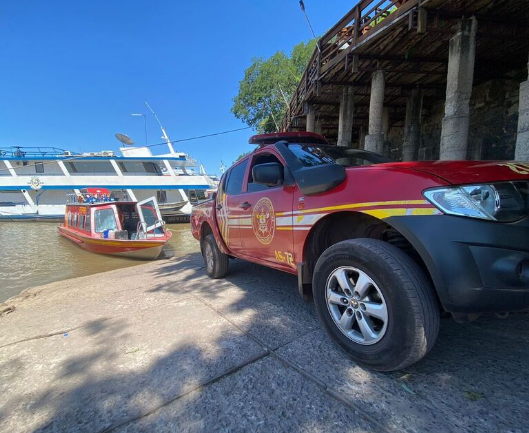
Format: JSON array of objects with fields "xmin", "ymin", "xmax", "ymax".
[{"xmin": 77, "ymin": 195, "xmax": 84, "ymax": 203}]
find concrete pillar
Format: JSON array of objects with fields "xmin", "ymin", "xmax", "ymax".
[
  {"xmin": 403, "ymin": 89, "xmax": 423, "ymax": 161},
  {"xmin": 382, "ymin": 107, "xmax": 390, "ymax": 140},
  {"xmin": 337, "ymin": 86, "xmax": 355, "ymax": 147},
  {"xmin": 365, "ymin": 70, "xmax": 385, "ymax": 153},
  {"xmin": 515, "ymin": 55, "xmax": 529, "ymax": 161},
  {"xmin": 306, "ymin": 105, "xmax": 316, "ymax": 132},
  {"xmin": 439, "ymin": 17, "xmax": 477, "ymax": 160}
]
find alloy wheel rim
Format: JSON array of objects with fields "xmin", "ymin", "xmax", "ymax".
[
  {"xmin": 205, "ymin": 243, "xmax": 214, "ymax": 272},
  {"xmin": 325, "ymin": 266, "xmax": 388, "ymax": 345}
]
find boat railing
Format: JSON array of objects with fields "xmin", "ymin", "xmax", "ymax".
[
  {"xmin": 66, "ymin": 192, "xmax": 130, "ymax": 205},
  {"xmin": 0, "ymin": 147, "xmax": 80, "ymax": 158},
  {"xmin": 135, "ymin": 219, "xmax": 166, "ymax": 239}
]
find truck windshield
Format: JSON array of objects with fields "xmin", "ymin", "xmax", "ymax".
[{"xmin": 288, "ymin": 143, "xmax": 391, "ymax": 167}]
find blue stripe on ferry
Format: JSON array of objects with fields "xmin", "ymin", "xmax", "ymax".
[
  {"xmin": 0, "ymin": 185, "xmax": 211, "ymax": 191},
  {"xmin": 0, "ymin": 214, "xmax": 63, "ymax": 220},
  {"xmin": 2, "ymin": 156, "xmax": 187, "ymax": 161}
]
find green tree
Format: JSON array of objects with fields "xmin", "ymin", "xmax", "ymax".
[
  {"xmin": 233, "ymin": 151, "xmax": 250, "ymax": 164},
  {"xmin": 232, "ymin": 39, "xmax": 316, "ymax": 133}
]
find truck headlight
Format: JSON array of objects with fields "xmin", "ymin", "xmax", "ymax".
[{"xmin": 423, "ymin": 182, "xmax": 529, "ymax": 222}]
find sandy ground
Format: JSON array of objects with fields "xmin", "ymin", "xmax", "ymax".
[{"xmin": 1, "ymin": 252, "xmax": 528, "ymax": 433}]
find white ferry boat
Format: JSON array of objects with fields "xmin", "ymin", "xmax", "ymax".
[{"xmin": 0, "ymin": 143, "xmax": 214, "ymax": 221}]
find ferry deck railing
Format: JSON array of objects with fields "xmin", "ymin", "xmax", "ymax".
[{"xmin": 0, "ymin": 147, "xmax": 80, "ymax": 158}]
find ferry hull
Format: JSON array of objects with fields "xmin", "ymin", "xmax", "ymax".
[
  {"xmin": 0, "ymin": 213, "xmax": 63, "ymax": 221},
  {"xmin": 58, "ymin": 226, "xmax": 171, "ymax": 260}
]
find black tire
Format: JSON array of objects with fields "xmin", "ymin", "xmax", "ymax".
[
  {"xmin": 313, "ymin": 239, "xmax": 440, "ymax": 371},
  {"xmin": 202, "ymin": 234, "xmax": 229, "ymax": 279}
]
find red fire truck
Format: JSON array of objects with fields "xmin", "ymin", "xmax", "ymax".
[{"xmin": 191, "ymin": 132, "xmax": 529, "ymax": 371}]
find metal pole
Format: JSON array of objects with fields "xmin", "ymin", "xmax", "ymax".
[
  {"xmin": 142, "ymin": 114, "xmax": 148, "ymax": 146},
  {"xmin": 131, "ymin": 113, "xmax": 148, "ymax": 146},
  {"xmin": 299, "ymin": 1, "xmax": 321, "ymax": 52}
]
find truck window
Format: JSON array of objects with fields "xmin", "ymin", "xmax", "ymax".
[
  {"xmin": 247, "ymin": 153, "xmax": 284, "ymax": 193},
  {"xmin": 288, "ymin": 144, "xmax": 390, "ymax": 167},
  {"xmin": 225, "ymin": 161, "xmax": 247, "ymax": 195}
]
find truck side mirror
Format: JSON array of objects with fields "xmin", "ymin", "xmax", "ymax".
[{"xmin": 252, "ymin": 162, "xmax": 284, "ymax": 187}]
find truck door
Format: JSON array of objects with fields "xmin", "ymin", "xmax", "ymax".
[
  {"xmin": 238, "ymin": 151, "xmax": 295, "ymax": 270},
  {"xmin": 215, "ymin": 159, "xmax": 249, "ymax": 253}
]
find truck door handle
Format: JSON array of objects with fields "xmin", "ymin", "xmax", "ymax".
[
  {"xmin": 216, "ymin": 204, "xmax": 222, "ymax": 210},
  {"xmin": 239, "ymin": 202, "xmax": 251, "ymax": 210}
]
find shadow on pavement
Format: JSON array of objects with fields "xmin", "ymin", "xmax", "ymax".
[{"xmin": 0, "ymin": 252, "xmax": 528, "ymax": 432}]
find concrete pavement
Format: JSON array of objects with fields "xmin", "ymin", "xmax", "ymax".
[{"xmin": 1, "ymin": 253, "xmax": 528, "ymax": 432}]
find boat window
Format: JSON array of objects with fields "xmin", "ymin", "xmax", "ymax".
[
  {"xmin": 35, "ymin": 162, "xmax": 44, "ymax": 173},
  {"xmin": 67, "ymin": 161, "xmax": 115, "ymax": 175},
  {"xmin": 139, "ymin": 199, "xmax": 158, "ymax": 228},
  {"xmin": 79, "ymin": 214, "xmax": 85, "ymax": 230},
  {"xmin": 94, "ymin": 208, "xmax": 118, "ymax": 232},
  {"xmin": 73, "ymin": 213, "xmax": 78, "ymax": 228},
  {"xmin": 68, "ymin": 212, "xmax": 72, "ymax": 226},
  {"xmin": 157, "ymin": 190, "xmax": 167, "ymax": 204},
  {"xmin": 86, "ymin": 213, "xmax": 91, "ymax": 232},
  {"xmin": 143, "ymin": 162, "xmax": 162, "ymax": 175}
]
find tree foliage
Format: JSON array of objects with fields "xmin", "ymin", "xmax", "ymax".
[
  {"xmin": 231, "ymin": 39, "xmax": 317, "ymax": 133},
  {"xmin": 233, "ymin": 151, "xmax": 250, "ymax": 164}
]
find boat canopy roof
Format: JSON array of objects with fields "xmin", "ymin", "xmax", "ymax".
[{"xmin": 66, "ymin": 189, "xmax": 135, "ymax": 206}]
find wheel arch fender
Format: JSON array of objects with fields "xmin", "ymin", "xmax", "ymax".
[
  {"xmin": 300, "ymin": 210, "xmax": 442, "ymax": 302},
  {"xmin": 200, "ymin": 218, "xmax": 230, "ymax": 255}
]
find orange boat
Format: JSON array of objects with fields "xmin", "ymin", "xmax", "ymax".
[{"xmin": 58, "ymin": 188, "xmax": 172, "ymax": 260}]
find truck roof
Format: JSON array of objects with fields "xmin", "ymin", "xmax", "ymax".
[{"xmin": 248, "ymin": 132, "xmax": 329, "ymax": 146}]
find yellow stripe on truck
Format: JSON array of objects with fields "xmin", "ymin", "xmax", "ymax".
[{"xmin": 275, "ymin": 200, "xmax": 429, "ymax": 216}]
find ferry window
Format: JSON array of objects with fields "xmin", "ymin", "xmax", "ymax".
[
  {"xmin": 86, "ymin": 214, "xmax": 91, "ymax": 232},
  {"xmin": 157, "ymin": 190, "xmax": 167, "ymax": 203},
  {"xmin": 143, "ymin": 162, "xmax": 162, "ymax": 175},
  {"xmin": 225, "ymin": 161, "xmax": 247, "ymax": 195},
  {"xmin": 188, "ymin": 190, "xmax": 198, "ymax": 204},
  {"xmin": 94, "ymin": 208, "xmax": 117, "ymax": 232},
  {"xmin": 79, "ymin": 214, "xmax": 85, "ymax": 230},
  {"xmin": 73, "ymin": 213, "xmax": 78, "ymax": 228},
  {"xmin": 35, "ymin": 162, "xmax": 44, "ymax": 173},
  {"xmin": 68, "ymin": 212, "xmax": 72, "ymax": 226},
  {"xmin": 67, "ymin": 161, "xmax": 114, "ymax": 174}
]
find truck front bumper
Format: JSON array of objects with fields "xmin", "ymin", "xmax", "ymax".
[{"xmin": 386, "ymin": 215, "xmax": 529, "ymax": 314}]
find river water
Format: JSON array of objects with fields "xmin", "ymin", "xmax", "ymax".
[{"xmin": 0, "ymin": 222, "xmax": 200, "ymax": 303}]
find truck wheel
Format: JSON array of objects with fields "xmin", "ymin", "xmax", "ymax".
[
  {"xmin": 313, "ymin": 239, "xmax": 439, "ymax": 371},
  {"xmin": 202, "ymin": 234, "xmax": 229, "ymax": 279}
]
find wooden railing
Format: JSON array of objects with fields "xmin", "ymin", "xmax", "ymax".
[{"xmin": 281, "ymin": 0, "xmax": 418, "ymax": 131}]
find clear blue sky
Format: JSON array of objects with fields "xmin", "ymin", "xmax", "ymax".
[{"xmin": 0, "ymin": 0, "xmax": 351, "ymax": 175}]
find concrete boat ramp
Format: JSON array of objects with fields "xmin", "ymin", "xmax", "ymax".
[{"xmin": 1, "ymin": 253, "xmax": 528, "ymax": 433}]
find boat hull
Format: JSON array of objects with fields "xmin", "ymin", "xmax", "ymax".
[
  {"xmin": 58, "ymin": 226, "xmax": 171, "ymax": 260},
  {"xmin": 0, "ymin": 213, "xmax": 63, "ymax": 221}
]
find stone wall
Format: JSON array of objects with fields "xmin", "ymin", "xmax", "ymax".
[{"xmin": 384, "ymin": 70, "xmax": 525, "ymax": 161}]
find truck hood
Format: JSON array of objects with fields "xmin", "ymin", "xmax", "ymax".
[{"xmin": 378, "ymin": 160, "xmax": 529, "ymax": 185}]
